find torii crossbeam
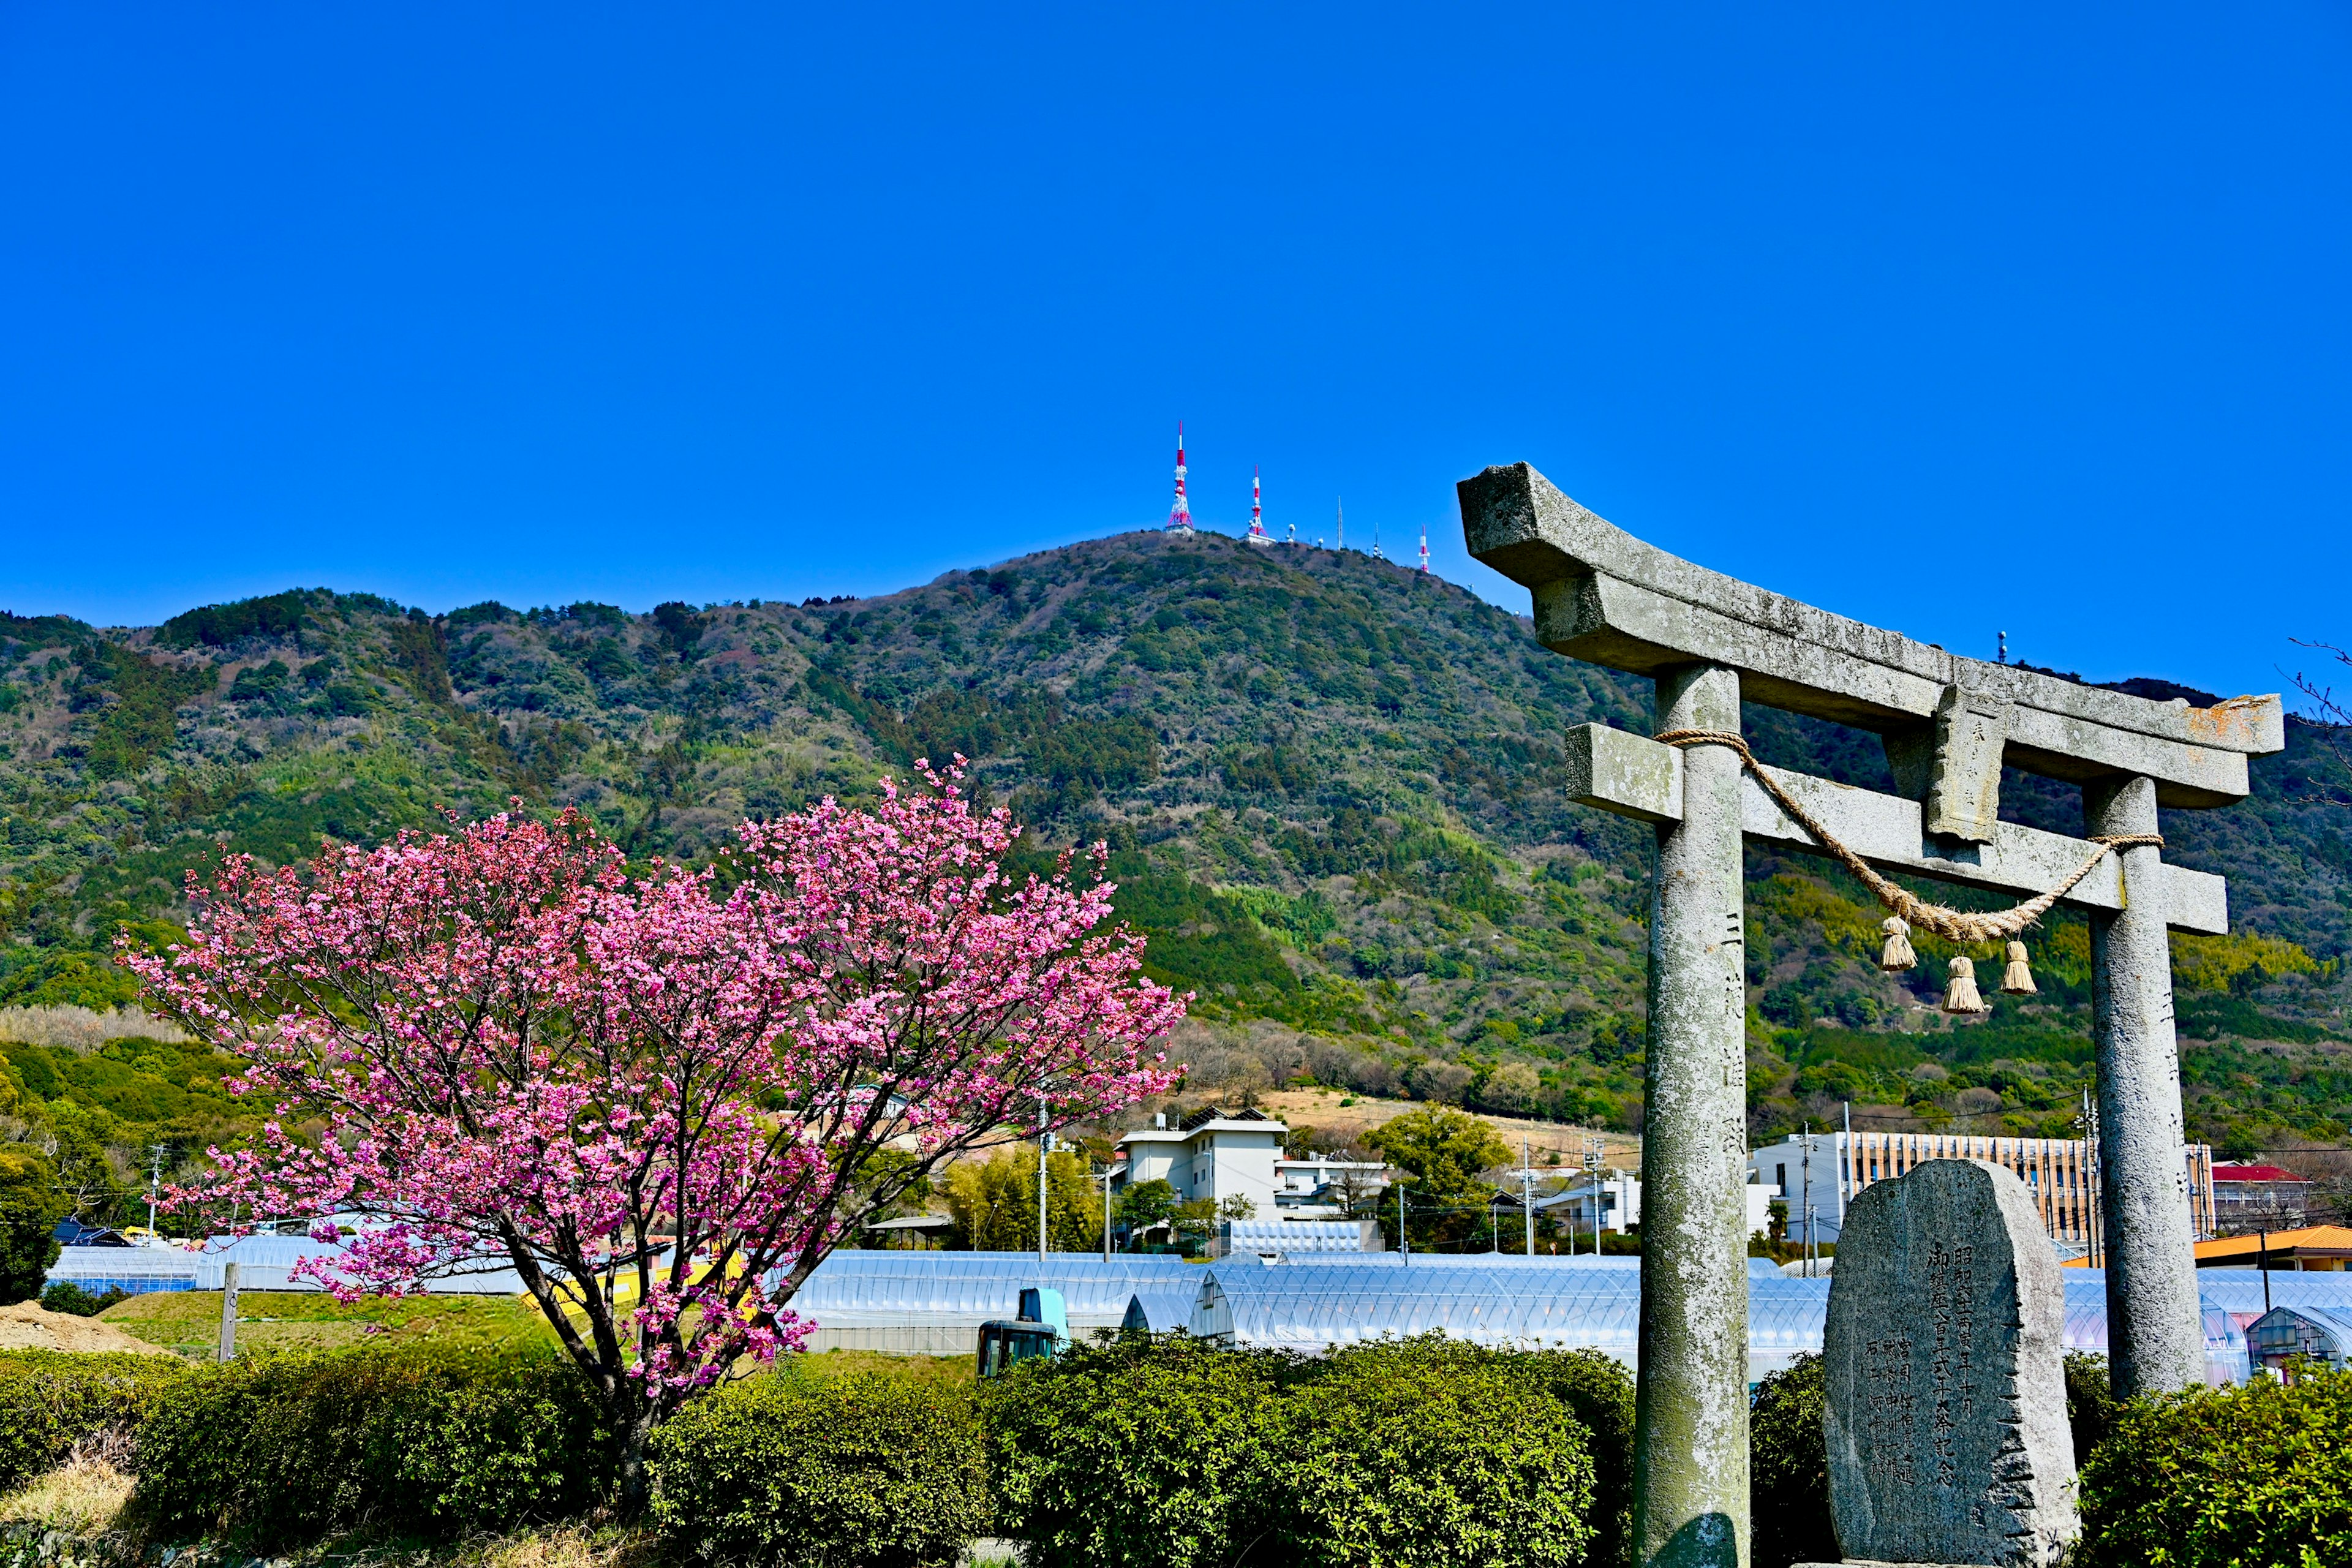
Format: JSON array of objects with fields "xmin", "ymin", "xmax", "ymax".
[{"xmin": 1460, "ymin": 463, "xmax": 2284, "ymax": 1568}]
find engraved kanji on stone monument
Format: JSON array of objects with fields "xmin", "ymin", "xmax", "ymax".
[
  {"xmin": 1813, "ymin": 1158, "xmax": 2077, "ymax": 1568},
  {"xmin": 1459, "ymin": 462, "xmax": 2281, "ymax": 1568}
]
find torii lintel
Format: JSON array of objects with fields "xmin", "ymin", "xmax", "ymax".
[
  {"xmin": 1460, "ymin": 463, "xmax": 2284, "ymax": 818},
  {"xmin": 1564, "ymin": 722, "xmax": 2230, "ymax": 933}
]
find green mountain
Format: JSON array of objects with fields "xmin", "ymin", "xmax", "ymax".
[{"xmin": 2, "ymin": 532, "xmax": 2348, "ymax": 1190}]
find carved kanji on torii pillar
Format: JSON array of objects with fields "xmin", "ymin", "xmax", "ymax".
[{"xmin": 1459, "ymin": 463, "xmax": 2284, "ymax": 1568}]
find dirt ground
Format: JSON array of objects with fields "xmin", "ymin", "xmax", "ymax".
[
  {"xmin": 0, "ymin": 1300, "xmax": 175, "ymax": 1355},
  {"xmin": 1254, "ymin": 1085, "xmax": 1642, "ymax": 1171}
]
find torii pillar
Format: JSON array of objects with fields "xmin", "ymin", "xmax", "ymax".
[{"xmin": 1461, "ymin": 464, "xmax": 2282, "ymax": 1568}]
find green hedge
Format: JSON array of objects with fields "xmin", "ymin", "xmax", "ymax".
[
  {"xmin": 983, "ymin": 1335, "xmax": 1298, "ymax": 1568},
  {"xmin": 984, "ymin": 1334, "xmax": 1612, "ymax": 1568},
  {"xmin": 1489, "ymin": 1346, "xmax": 1634, "ymax": 1568},
  {"xmin": 132, "ymin": 1346, "xmax": 614, "ymax": 1548},
  {"xmin": 2063, "ymin": 1349, "xmax": 2115, "ymax": 1461},
  {"xmin": 2076, "ymin": 1366, "xmax": 2352, "ymax": 1567},
  {"xmin": 1748, "ymin": 1355, "xmax": 1835, "ymax": 1568},
  {"xmin": 646, "ymin": 1371, "xmax": 990, "ymax": 1568},
  {"xmin": 1284, "ymin": 1340, "xmax": 1596, "ymax": 1568},
  {"xmin": 0, "ymin": 1351, "xmax": 187, "ymax": 1495}
]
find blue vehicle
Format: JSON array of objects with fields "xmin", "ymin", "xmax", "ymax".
[{"xmin": 976, "ymin": 1286, "xmax": 1069, "ymax": 1378}]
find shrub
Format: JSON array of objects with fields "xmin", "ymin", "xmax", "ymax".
[
  {"xmin": 1495, "ymin": 1347, "xmax": 1635, "ymax": 1568},
  {"xmin": 132, "ymin": 1344, "xmax": 614, "ymax": 1547},
  {"xmin": 0, "ymin": 1351, "xmax": 186, "ymax": 1496},
  {"xmin": 647, "ymin": 1370, "xmax": 989, "ymax": 1568},
  {"xmin": 987, "ymin": 1334, "xmax": 1617, "ymax": 1568},
  {"xmin": 1748, "ymin": 1354, "xmax": 1835, "ymax": 1568},
  {"xmin": 983, "ymin": 1334, "xmax": 1300, "ymax": 1568},
  {"xmin": 2064, "ymin": 1349, "xmax": 2114, "ymax": 1463},
  {"xmin": 39, "ymin": 1281, "xmax": 130, "ymax": 1318},
  {"xmin": 1283, "ymin": 1339, "xmax": 1596, "ymax": 1568},
  {"xmin": 2076, "ymin": 1367, "xmax": 2352, "ymax": 1567}
]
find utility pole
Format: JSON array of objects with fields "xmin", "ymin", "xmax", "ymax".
[
  {"xmin": 217, "ymin": 1261, "xmax": 240, "ymax": 1363},
  {"xmin": 1396, "ymin": 1180, "xmax": 1410, "ymax": 1265},
  {"xmin": 1097, "ymin": 1170, "xmax": 1114, "ymax": 1263},
  {"xmin": 1036, "ymin": 1091, "xmax": 1050, "ymax": 1264},
  {"xmin": 1841, "ymin": 1102, "xmax": 1852, "ymax": 1226},
  {"xmin": 1522, "ymin": 1140, "xmax": 1536, "ymax": 1257},
  {"xmin": 1801, "ymin": 1122, "xmax": 1813, "ymax": 1278},
  {"xmin": 1582, "ymin": 1135, "xmax": 1605, "ymax": 1257},
  {"xmin": 146, "ymin": 1144, "xmax": 166, "ymax": 1242}
]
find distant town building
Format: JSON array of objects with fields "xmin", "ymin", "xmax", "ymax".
[
  {"xmin": 1273, "ymin": 1151, "xmax": 1389, "ymax": 1218},
  {"xmin": 1536, "ymin": 1174, "xmax": 1776, "ymax": 1240},
  {"xmin": 1747, "ymin": 1131, "xmax": 2219, "ymax": 1248},
  {"xmin": 2196, "ymin": 1223, "xmax": 2352, "ymax": 1272},
  {"xmin": 1537, "ymin": 1172, "xmax": 1645, "ymax": 1235},
  {"xmin": 2209, "ymin": 1163, "xmax": 2313, "ymax": 1230}
]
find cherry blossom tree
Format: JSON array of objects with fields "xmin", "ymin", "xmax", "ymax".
[{"xmin": 124, "ymin": 764, "xmax": 1183, "ymax": 1505}]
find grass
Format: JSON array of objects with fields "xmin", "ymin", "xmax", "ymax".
[
  {"xmin": 429, "ymin": 1525, "xmax": 661, "ymax": 1568},
  {"xmin": 778, "ymin": 1347, "xmax": 976, "ymax": 1384},
  {"xmin": 0, "ymin": 1456, "xmax": 134, "ymax": 1536},
  {"xmin": 99, "ymin": 1291, "xmax": 559, "ymax": 1357}
]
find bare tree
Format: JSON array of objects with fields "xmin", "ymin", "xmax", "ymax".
[{"xmin": 2286, "ymin": 639, "xmax": 2352, "ymax": 804}]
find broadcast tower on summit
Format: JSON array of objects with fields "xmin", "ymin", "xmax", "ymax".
[{"xmin": 1164, "ymin": 423, "xmax": 1194, "ymax": 535}]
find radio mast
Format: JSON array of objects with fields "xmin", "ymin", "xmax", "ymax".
[{"xmin": 1164, "ymin": 423, "xmax": 1194, "ymax": 534}]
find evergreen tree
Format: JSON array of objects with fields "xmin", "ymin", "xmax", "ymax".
[{"xmin": 0, "ymin": 1148, "xmax": 67, "ymax": 1305}]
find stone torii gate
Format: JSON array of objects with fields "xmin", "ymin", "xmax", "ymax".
[{"xmin": 1460, "ymin": 463, "xmax": 2283, "ymax": 1568}]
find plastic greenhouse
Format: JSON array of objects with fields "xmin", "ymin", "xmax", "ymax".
[
  {"xmin": 1222, "ymin": 1219, "xmax": 1373, "ymax": 1255},
  {"xmin": 46, "ymin": 1231, "xmax": 542, "ymax": 1298},
  {"xmin": 788, "ymin": 1251, "xmax": 1205, "ymax": 1352},
  {"xmin": 2245, "ymin": 1302, "xmax": 2352, "ymax": 1372}
]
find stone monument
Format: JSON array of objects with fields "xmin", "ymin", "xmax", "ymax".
[
  {"xmin": 1459, "ymin": 463, "xmax": 2280, "ymax": 1567},
  {"xmin": 1804, "ymin": 1158, "xmax": 2076, "ymax": 1568}
]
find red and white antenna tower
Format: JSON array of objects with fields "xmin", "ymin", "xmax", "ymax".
[
  {"xmin": 1245, "ymin": 466, "xmax": 1272, "ymax": 545},
  {"xmin": 1164, "ymin": 423, "xmax": 1194, "ymax": 534},
  {"xmin": 1419, "ymin": 524, "xmax": 1431, "ymax": 574}
]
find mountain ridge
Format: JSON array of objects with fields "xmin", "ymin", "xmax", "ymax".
[{"xmin": 1, "ymin": 530, "xmax": 2348, "ymax": 1192}]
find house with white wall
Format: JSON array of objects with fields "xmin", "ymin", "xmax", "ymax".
[
  {"xmin": 1114, "ymin": 1106, "xmax": 1287, "ymax": 1218},
  {"xmin": 1273, "ymin": 1152, "xmax": 1389, "ymax": 1218}
]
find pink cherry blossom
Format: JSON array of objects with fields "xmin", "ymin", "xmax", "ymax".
[{"xmin": 123, "ymin": 761, "xmax": 1184, "ymax": 1506}]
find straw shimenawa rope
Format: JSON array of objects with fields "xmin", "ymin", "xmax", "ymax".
[{"xmin": 1652, "ymin": 728, "xmax": 2163, "ymax": 944}]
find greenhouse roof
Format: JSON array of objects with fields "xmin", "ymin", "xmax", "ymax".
[
  {"xmin": 47, "ymin": 1234, "xmax": 531, "ymax": 1295},
  {"xmin": 792, "ymin": 1251, "xmax": 1205, "ymax": 1326}
]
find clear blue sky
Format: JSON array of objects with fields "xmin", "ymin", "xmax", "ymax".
[{"xmin": 3, "ymin": 5, "xmax": 2346, "ymax": 707}]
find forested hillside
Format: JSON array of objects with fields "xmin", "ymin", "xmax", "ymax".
[{"xmin": 2, "ymin": 532, "xmax": 2348, "ymax": 1217}]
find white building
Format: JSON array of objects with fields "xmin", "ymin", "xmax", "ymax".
[
  {"xmin": 1747, "ymin": 1130, "xmax": 2219, "ymax": 1247},
  {"xmin": 1537, "ymin": 1174, "xmax": 1777, "ymax": 1240},
  {"xmin": 1273, "ymin": 1152, "xmax": 1389, "ymax": 1218},
  {"xmin": 1115, "ymin": 1107, "xmax": 1289, "ymax": 1218}
]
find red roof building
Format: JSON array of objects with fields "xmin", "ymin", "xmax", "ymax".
[{"xmin": 2211, "ymin": 1164, "xmax": 2313, "ymax": 1230}]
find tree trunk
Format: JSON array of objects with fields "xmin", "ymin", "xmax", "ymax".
[{"xmin": 613, "ymin": 1407, "xmax": 659, "ymax": 1520}]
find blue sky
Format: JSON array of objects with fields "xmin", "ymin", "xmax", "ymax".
[{"xmin": 2, "ymin": 4, "xmax": 2346, "ymax": 707}]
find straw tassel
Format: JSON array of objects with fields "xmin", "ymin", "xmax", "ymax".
[
  {"xmin": 2000, "ymin": 940, "xmax": 2037, "ymax": 997},
  {"xmin": 1879, "ymin": 916, "xmax": 1916, "ymax": 973},
  {"xmin": 1942, "ymin": 954, "xmax": 1985, "ymax": 1014}
]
